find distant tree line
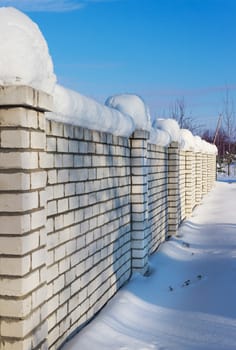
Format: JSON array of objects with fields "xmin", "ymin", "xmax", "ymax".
[
  {"xmin": 168, "ymin": 87, "xmax": 236, "ymax": 175},
  {"xmin": 201, "ymin": 88, "xmax": 236, "ymax": 159}
]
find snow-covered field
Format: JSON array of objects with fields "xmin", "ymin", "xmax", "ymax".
[{"xmin": 62, "ymin": 180, "xmax": 236, "ymax": 350}]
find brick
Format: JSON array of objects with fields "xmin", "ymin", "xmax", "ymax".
[
  {"xmin": 47, "ymin": 136, "xmax": 57, "ymax": 152},
  {"xmin": 39, "ymin": 152, "xmax": 54, "ymax": 168},
  {"xmin": 78, "ymin": 141, "xmax": 88, "ymax": 153},
  {"xmin": 0, "ymin": 214, "xmax": 30, "ymax": 235},
  {"xmin": 59, "ymin": 258, "xmax": 70, "ymax": 275},
  {"xmin": 55, "ymin": 153, "xmax": 63, "ymax": 167},
  {"xmin": 69, "ymin": 140, "xmax": 79, "ymax": 153},
  {"xmin": 47, "ymin": 264, "xmax": 59, "ymax": 284},
  {"xmin": 0, "ymin": 108, "xmax": 37, "ymax": 128},
  {"xmin": 48, "ymin": 169, "xmax": 57, "ymax": 184},
  {"xmin": 0, "ymin": 308, "xmax": 41, "ymax": 338},
  {"xmin": 0, "ymin": 152, "xmax": 38, "ymax": 169},
  {"xmin": 57, "ymin": 303, "xmax": 67, "ymax": 323},
  {"xmin": 30, "ymin": 131, "xmax": 46, "ymax": 149},
  {"xmin": 0, "ymin": 270, "xmax": 39, "ymax": 297},
  {"xmin": 47, "ymin": 200, "xmax": 57, "ymax": 216},
  {"xmin": 64, "ymin": 124, "xmax": 74, "ymax": 138},
  {"xmin": 0, "ymin": 172, "xmax": 30, "ymax": 191},
  {"xmin": 65, "ymin": 183, "xmax": 76, "ymax": 197},
  {"xmin": 53, "ymin": 184, "xmax": 64, "ymax": 199},
  {"xmin": 53, "ymin": 275, "xmax": 65, "ymax": 294},
  {"xmin": 48, "ymin": 325, "xmax": 60, "ymax": 348},
  {"xmin": 38, "ymin": 189, "xmax": 46, "ymax": 208},
  {"xmin": 63, "ymin": 154, "xmax": 74, "ymax": 167},
  {"xmin": 55, "ymin": 245, "xmax": 66, "ymax": 262},
  {"xmin": 58, "ymin": 169, "xmax": 69, "ymax": 183},
  {"xmin": 32, "ymin": 284, "xmax": 47, "ymax": 309},
  {"xmin": 32, "ymin": 248, "xmax": 46, "ymax": 269},
  {"xmin": 0, "ymin": 255, "xmax": 31, "ymax": 276},
  {"xmin": 57, "ymin": 198, "xmax": 69, "ymax": 213},
  {"xmin": 0, "ymin": 192, "xmax": 38, "ymax": 212},
  {"xmin": 0, "ymin": 232, "xmax": 39, "ymax": 255},
  {"xmin": 31, "ymin": 171, "xmax": 47, "ymax": 189},
  {"xmin": 1, "ymin": 129, "xmax": 30, "ymax": 148},
  {"xmin": 0, "ymin": 294, "xmax": 31, "ymax": 318},
  {"xmin": 57, "ymin": 138, "xmax": 69, "ymax": 152},
  {"xmin": 64, "ymin": 211, "xmax": 75, "ymax": 226},
  {"xmin": 0, "ymin": 86, "xmax": 52, "ymax": 110},
  {"xmin": 54, "ymin": 215, "xmax": 64, "ymax": 230},
  {"xmin": 31, "ymin": 322, "xmax": 48, "ymax": 348}
]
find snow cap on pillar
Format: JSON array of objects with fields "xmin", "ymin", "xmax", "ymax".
[
  {"xmin": 0, "ymin": 7, "xmax": 56, "ymax": 94},
  {"xmin": 105, "ymin": 94, "xmax": 152, "ymax": 131}
]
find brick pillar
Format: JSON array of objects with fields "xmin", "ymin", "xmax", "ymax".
[
  {"xmin": 185, "ymin": 150, "xmax": 195, "ymax": 217},
  {"xmin": 0, "ymin": 86, "xmax": 52, "ymax": 350},
  {"xmin": 195, "ymin": 152, "xmax": 203, "ymax": 204},
  {"xmin": 179, "ymin": 151, "xmax": 186, "ymax": 222},
  {"xmin": 130, "ymin": 130, "xmax": 149, "ymax": 275},
  {"xmin": 167, "ymin": 142, "xmax": 180, "ymax": 236},
  {"xmin": 202, "ymin": 153, "xmax": 208, "ymax": 196},
  {"xmin": 207, "ymin": 153, "xmax": 216, "ymax": 192}
]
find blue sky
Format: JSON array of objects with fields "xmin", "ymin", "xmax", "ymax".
[{"xmin": 1, "ymin": 0, "xmax": 236, "ymax": 130}]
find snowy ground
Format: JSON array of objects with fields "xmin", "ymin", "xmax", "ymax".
[{"xmin": 62, "ymin": 181, "xmax": 236, "ymax": 350}]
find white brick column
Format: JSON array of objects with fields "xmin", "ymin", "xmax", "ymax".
[
  {"xmin": 195, "ymin": 152, "xmax": 203, "ymax": 204},
  {"xmin": 130, "ymin": 130, "xmax": 149, "ymax": 275},
  {"xmin": 185, "ymin": 150, "xmax": 195, "ymax": 217},
  {"xmin": 179, "ymin": 151, "xmax": 186, "ymax": 221},
  {"xmin": 207, "ymin": 154, "xmax": 215, "ymax": 192},
  {"xmin": 202, "ymin": 153, "xmax": 208, "ymax": 196},
  {"xmin": 0, "ymin": 86, "xmax": 52, "ymax": 350},
  {"xmin": 167, "ymin": 142, "xmax": 180, "ymax": 236}
]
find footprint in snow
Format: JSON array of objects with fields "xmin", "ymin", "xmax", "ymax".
[
  {"xmin": 168, "ymin": 274, "xmax": 205, "ymax": 292},
  {"xmin": 182, "ymin": 241, "xmax": 190, "ymax": 248}
]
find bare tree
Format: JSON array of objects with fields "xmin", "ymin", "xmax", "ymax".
[
  {"xmin": 221, "ymin": 87, "xmax": 236, "ymax": 175},
  {"xmin": 222, "ymin": 86, "xmax": 236, "ymax": 151},
  {"xmin": 170, "ymin": 97, "xmax": 204, "ymax": 134}
]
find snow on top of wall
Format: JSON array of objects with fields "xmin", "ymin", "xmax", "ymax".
[
  {"xmin": 47, "ymin": 85, "xmax": 135, "ymax": 137},
  {"xmin": 151, "ymin": 118, "xmax": 181, "ymax": 145},
  {"xmin": 180, "ymin": 129, "xmax": 196, "ymax": 151},
  {"xmin": 105, "ymin": 94, "xmax": 152, "ymax": 131},
  {"xmin": 0, "ymin": 7, "xmax": 56, "ymax": 94},
  {"xmin": 149, "ymin": 128, "xmax": 171, "ymax": 147},
  {"xmin": 150, "ymin": 118, "xmax": 217, "ymax": 154},
  {"xmin": 180, "ymin": 128, "xmax": 217, "ymax": 154}
]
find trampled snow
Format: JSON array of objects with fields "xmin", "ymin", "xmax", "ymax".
[
  {"xmin": 62, "ymin": 180, "xmax": 236, "ymax": 350},
  {"xmin": 0, "ymin": 7, "xmax": 56, "ymax": 94}
]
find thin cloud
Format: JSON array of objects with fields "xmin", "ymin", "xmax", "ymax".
[{"xmin": 0, "ymin": 0, "xmax": 123, "ymax": 12}]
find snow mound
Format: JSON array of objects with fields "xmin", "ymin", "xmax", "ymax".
[
  {"xmin": 47, "ymin": 85, "xmax": 135, "ymax": 137},
  {"xmin": 180, "ymin": 129, "xmax": 217, "ymax": 154},
  {"xmin": 153, "ymin": 118, "xmax": 181, "ymax": 143},
  {"xmin": 180, "ymin": 129, "xmax": 196, "ymax": 151},
  {"xmin": 0, "ymin": 7, "xmax": 56, "ymax": 94},
  {"xmin": 149, "ymin": 128, "xmax": 171, "ymax": 147},
  {"xmin": 105, "ymin": 94, "xmax": 151, "ymax": 131}
]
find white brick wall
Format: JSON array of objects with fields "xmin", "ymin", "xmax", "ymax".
[{"xmin": 0, "ymin": 86, "xmax": 217, "ymax": 350}]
